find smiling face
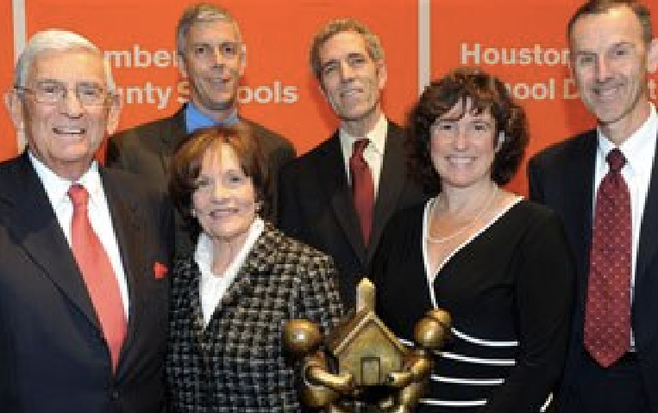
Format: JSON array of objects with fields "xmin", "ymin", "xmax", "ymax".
[
  {"xmin": 192, "ymin": 142, "xmax": 257, "ymax": 248},
  {"xmin": 179, "ymin": 19, "xmax": 245, "ymax": 120},
  {"xmin": 8, "ymin": 48, "xmax": 119, "ymax": 180},
  {"xmin": 317, "ymin": 30, "xmax": 386, "ymax": 134},
  {"xmin": 569, "ymin": 5, "xmax": 658, "ymax": 142},
  {"xmin": 430, "ymin": 99, "xmax": 497, "ymax": 191}
]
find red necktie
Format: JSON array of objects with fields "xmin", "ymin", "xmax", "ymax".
[
  {"xmin": 350, "ymin": 139, "xmax": 375, "ymax": 244},
  {"xmin": 584, "ymin": 148, "xmax": 631, "ymax": 367},
  {"xmin": 68, "ymin": 184, "xmax": 127, "ymax": 373}
]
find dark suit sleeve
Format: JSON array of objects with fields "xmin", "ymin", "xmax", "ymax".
[
  {"xmin": 368, "ymin": 210, "xmax": 397, "ymax": 285},
  {"xmin": 276, "ymin": 162, "xmax": 304, "ymax": 240},
  {"xmin": 265, "ymin": 140, "xmax": 296, "ymax": 222},
  {"xmin": 105, "ymin": 132, "xmax": 121, "ymax": 166},
  {"xmin": 160, "ymin": 189, "xmax": 176, "ymax": 264},
  {"xmin": 527, "ymin": 155, "xmax": 545, "ymax": 204},
  {"xmin": 105, "ymin": 130, "xmax": 134, "ymax": 170},
  {"xmin": 484, "ymin": 210, "xmax": 575, "ymax": 413}
]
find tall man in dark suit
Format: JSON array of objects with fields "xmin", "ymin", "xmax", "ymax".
[
  {"xmin": 0, "ymin": 29, "xmax": 173, "ymax": 412},
  {"xmin": 106, "ymin": 3, "xmax": 295, "ymax": 253},
  {"xmin": 278, "ymin": 19, "xmax": 428, "ymax": 309},
  {"xmin": 528, "ymin": 1, "xmax": 658, "ymax": 412}
]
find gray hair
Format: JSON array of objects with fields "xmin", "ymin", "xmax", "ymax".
[
  {"xmin": 14, "ymin": 29, "xmax": 116, "ymax": 93},
  {"xmin": 176, "ymin": 3, "xmax": 242, "ymax": 57},
  {"xmin": 567, "ymin": 0, "xmax": 653, "ymax": 45},
  {"xmin": 309, "ymin": 18, "xmax": 385, "ymax": 80}
]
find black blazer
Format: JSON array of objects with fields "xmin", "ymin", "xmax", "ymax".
[
  {"xmin": 106, "ymin": 106, "xmax": 296, "ymax": 253},
  {"xmin": 528, "ymin": 130, "xmax": 658, "ymax": 413},
  {"xmin": 0, "ymin": 153, "xmax": 174, "ymax": 413},
  {"xmin": 277, "ymin": 122, "xmax": 429, "ymax": 309}
]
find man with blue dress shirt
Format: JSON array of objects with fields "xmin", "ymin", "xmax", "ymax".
[{"xmin": 107, "ymin": 3, "xmax": 295, "ymax": 254}]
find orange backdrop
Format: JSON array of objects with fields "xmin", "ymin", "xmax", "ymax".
[
  {"xmin": 0, "ymin": 0, "xmax": 16, "ymax": 161},
  {"xmin": 2, "ymin": 0, "xmax": 657, "ymax": 195}
]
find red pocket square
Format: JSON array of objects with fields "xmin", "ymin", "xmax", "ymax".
[{"xmin": 154, "ymin": 262, "xmax": 168, "ymax": 280}]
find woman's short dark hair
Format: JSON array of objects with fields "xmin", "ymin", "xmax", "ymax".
[
  {"xmin": 169, "ymin": 124, "xmax": 269, "ymax": 240},
  {"xmin": 406, "ymin": 67, "xmax": 529, "ymax": 193}
]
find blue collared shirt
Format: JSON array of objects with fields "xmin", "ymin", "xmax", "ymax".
[{"xmin": 184, "ymin": 102, "xmax": 240, "ymax": 134}]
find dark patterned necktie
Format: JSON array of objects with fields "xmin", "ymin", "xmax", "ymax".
[
  {"xmin": 584, "ymin": 148, "xmax": 631, "ymax": 367},
  {"xmin": 69, "ymin": 184, "xmax": 127, "ymax": 373},
  {"xmin": 349, "ymin": 139, "xmax": 375, "ymax": 244}
]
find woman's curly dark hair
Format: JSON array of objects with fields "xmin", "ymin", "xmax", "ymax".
[{"xmin": 406, "ymin": 67, "xmax": 529, "ymax": 193}]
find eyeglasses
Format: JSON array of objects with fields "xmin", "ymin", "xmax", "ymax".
[{"xmin": 14, "ymin": 81, "xmax": 112, "ymax": 107}]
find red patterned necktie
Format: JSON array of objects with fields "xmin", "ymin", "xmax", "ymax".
[
  {"xmin": 68, "ymin": 184, "xmax": 127, "ymax": 373},
  {"xmin": 584, "ymin": 148, "xmax": 631, "ymax": 367},
  {"xmin": 349, "ymin": 139, "xmax": 375, "ymax": 244}
]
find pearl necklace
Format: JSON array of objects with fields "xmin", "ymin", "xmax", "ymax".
[{"xmin": 426, "ymin": 185, "xmax": 499, "ymax": 244}]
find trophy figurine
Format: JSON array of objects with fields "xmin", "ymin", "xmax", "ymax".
[{"xmin": 283, "ymin": 278, "xmax": 451, "ymax": 413}]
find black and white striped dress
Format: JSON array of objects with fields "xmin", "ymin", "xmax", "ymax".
[{"xmin": 371, "ymin": 200, "xmax": 574, "ymax": 413}]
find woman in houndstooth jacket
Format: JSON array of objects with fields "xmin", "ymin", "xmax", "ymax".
[{"xmin": 167, "ymin": 125, "xmax": 344, "ymax": 413}]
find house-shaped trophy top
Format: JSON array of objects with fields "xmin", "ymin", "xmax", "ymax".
[{"xmin": 326, "ymin": 278, "xmax": 408, "ymax": 386}]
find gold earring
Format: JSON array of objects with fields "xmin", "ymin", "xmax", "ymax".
[{"xmin": 496, "ymin": 131, "xmax": 506, "ymax": 152}]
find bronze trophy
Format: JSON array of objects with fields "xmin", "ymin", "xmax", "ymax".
[{"xmin": 283, "ymin": 279, "xmax": 451, "ymax": 413}]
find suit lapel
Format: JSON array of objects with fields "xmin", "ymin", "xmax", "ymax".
[
  {"xmin": 0, "ymin": 154, "xmax": 101, "ymax": 330},
  {"xmin": 188, "ymin": 269, "xmax": 209, "ymax": 355},
  {"xmin": 367, "ymin": 123, "xmax": 406, "ymax": 261},
  {"xmin": 158, "ymin": 107, "xmax": 187, "ymax": 175},
  {"xmin": 565, "ymin": 133, "xmax": 597, "ymax": 287},
  {"xmin": 635, "ymin": 132, "xmax": 658, "ymax": 285},
  {"xmin": 558, "ymin": 132, "xmax": 597, "ymax": 337},
  {"xmin": 632, "ymin": 132, "xmax": 658, "ymax": 349},
  {"xmin": 319, "ymin": 133, "xmax": 367, "ymax": 261},
  {"xmin": 202, "ymin": 225, "xmax": 274, "ymax": 340},
  {"xmin": 100, "ymin": 169, "xmax": 146, "ymax": 366}
]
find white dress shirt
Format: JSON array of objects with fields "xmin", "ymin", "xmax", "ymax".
[
  {"xmin": 340, "ymin": 113, "xmax": 388, "ymax": 196},
  {"xmin": 29, "ymin": 153, "xmax": 130, "ymax": 315},
  {"xmin": 195, "ymin": 217, "xmax": 265, "ymax": 327}
]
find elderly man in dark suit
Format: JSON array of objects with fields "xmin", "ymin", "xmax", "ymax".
[
  {"xmin": 528, "ymin": 1, "xmax": 658, "ymax": 412},
  {"xmin": 0, "ymin": 29, "xmax": 173, "ymax": 413},
  {"xmin": 106, "ymin": 3, "xmax": 295, "ymax": 254},
  {"xmin": 277, "ymin": 19, "xmax": 429, "ymax": 309}
]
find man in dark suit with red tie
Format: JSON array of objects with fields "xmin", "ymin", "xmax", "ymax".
[
  {"xmin": 0, "ymin": 29, "xmax": 173, "ymax": 412},
  {"xmin": 277, "ymin": 19, "xmax": 428, "ymax": 309},
  {"xmin": 528, "ymin": 1, "xmax": 658, "ymax": 412}
]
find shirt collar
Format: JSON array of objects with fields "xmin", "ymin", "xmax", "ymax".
[
  {"xmin": 184, "ymin": 102, "xmax": 240, "ymax": 134},
  {"xmin": 339, "ymin": 113, "xmax": 388, "ymax": 155},
  {"xmin": 28, "ymin": 151, "xmax": 103, "ymax": 208},
  {"xmin": 597, "ymin": 103, "xmax": 657, "ymax": 175},
  {"xmin": 194, "ymin": 216, "xmax": 265, "ymax": 277}
]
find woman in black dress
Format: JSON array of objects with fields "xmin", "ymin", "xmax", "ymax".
[{"xmin": 370, "ymin": 67, "xmax": 574, "ymax": 413}]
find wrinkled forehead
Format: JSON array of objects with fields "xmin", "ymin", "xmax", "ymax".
[
  {"xmin": 569, "ymin": 6, "xmax": 645, "ymax": 49},
  {"xmin": 188, "ymin": 19, "xmax": 241, "ymax": 46},
  {"xmin": 319, "ymin": 31, "xmax": 369, "ymax": 62},
  {"xmin": 28, "ymin": 48, "xmax": 106, "ymax": 85}
]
